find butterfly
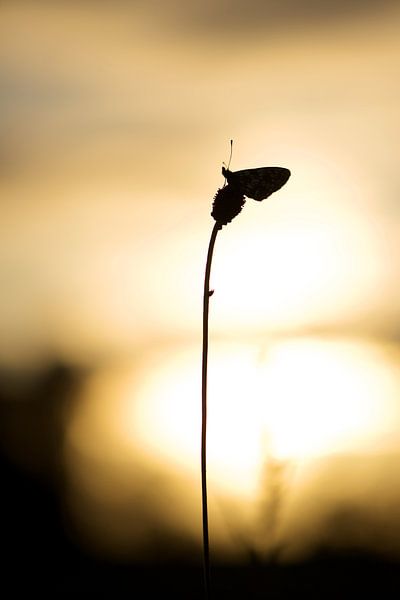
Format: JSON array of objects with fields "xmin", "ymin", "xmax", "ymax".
[{"xmin": 222, "ymin": 166, "xmax": 291, "ymax": 201}]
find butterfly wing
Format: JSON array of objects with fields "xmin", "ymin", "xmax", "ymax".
[{"xmin": 223, "ymin": 167, "xmax": 290, "ymax": 201}]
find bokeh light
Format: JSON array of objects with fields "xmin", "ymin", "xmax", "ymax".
[{"xmin": 64, "ymin": 337, "xmax": 400, "ymax": 559}]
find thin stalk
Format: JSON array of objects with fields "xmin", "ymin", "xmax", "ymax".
[{"xmin": 201, "ymin": 221, "xmax": 221, "ymax": 600}]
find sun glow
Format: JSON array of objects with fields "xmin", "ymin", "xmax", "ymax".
[
  {"xmin": 127, "ymin": 344, "xmax": 263, "ymax": 496},
  {"xmin": 258, "ymin": 339, "xmax": 400, "ymax": 458},
  {"xmin": 210, "ymin": 205, "xmax": 387, "ymax": 332},
  {"xmin": 127, "ymin": 338, "xmax": 400, "ymax": 496}
]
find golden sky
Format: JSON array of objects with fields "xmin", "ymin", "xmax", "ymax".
[
  {"xmin": 1, "ymin": 0, "xmax": 400, "ymax": 361},
  {"xmin": 2, "ymin": 0, "xmax": 400, "ymax": 561}
]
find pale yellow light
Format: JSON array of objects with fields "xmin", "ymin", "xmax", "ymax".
[
  {"xmin": 129, "ymin": 344, "xmax": 263, "ymax": 497},
  {"xmin": 128, "ymin": 338, "xmax": 400, "ymax": 497},
  {"xmin": 258, "ymin": 339, "xmax": 400, "ymax": 459},
  {"xmin": 211, "ymin": 206, "xmax": 386, "ymax": 332}
]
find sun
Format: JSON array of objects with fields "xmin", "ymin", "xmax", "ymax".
[
  {"xmin": 128, "ymin": 343, "xmax": 263, "ymax": 497},
  {"xmin": 258, "ymin": 338, "xmax": 399, "ymax": 458},
  {"xmin": 124, "ymin": 338, "xmax": 400, "ymax": 496}
]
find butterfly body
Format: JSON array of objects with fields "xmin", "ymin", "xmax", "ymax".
[{"xmin": 222, "ymin": 166, "xmax": 290, "ymax": 201}]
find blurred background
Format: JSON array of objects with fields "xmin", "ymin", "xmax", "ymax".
[{"xmin": 1, "ymin": 0, "xmax": 400, "ymax": 596}]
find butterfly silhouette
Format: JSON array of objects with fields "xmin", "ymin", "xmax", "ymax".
[{"xmin": 222, "ymin": 166, "xmax": 290, "ymax": 201}]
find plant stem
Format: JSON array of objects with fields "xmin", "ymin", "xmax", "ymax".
[{"xmin": 201, "ymin": 221, "xmax": 221, "ymax": 600}]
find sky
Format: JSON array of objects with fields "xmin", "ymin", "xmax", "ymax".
[
  {"xmin": 1, "ymin": 0, "xmax": 400, "ymax": 564},
  {"xmin": 1, "ymin": 0, "xmax": 400, "ymax": 363}
]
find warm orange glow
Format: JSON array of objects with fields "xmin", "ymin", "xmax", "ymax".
[
  {"xmin": 2, "ymin": 0, "xmax": 400, "ymax": 567},
  {"xmin": 124, "ymin": 338, "xmax": 400, "ymax": 494},
  {"xmin": 258, "ymin": 339, "xmax": 400, "ymax": 458},
  {"xmin": 1, "ymin": 1, "xmax": 400, "ymax": 363},
  {"xmin": 64, "ymin": 337, "xmax": 400, "ymax": 557},
  {"xmin": 210, "ymin": 201, "xmax": 391, "ymax": 333},
  {"xmin": 128, "ymin": 343, "xmax": 263, "ymax": 496}
]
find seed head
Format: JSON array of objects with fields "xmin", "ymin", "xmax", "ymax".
[{"xmin": 211, "ymin": 185, "xmax": 246, "ymax": 227}]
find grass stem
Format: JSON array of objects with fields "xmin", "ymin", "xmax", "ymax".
[{"xmin": 201, "ymin": 221, "xmax": 221, "ymax": 599}]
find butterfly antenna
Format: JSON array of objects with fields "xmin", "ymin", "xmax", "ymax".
[
  {"xmin": 222, "ymin": 139, "xmax": 234, "ymax": 186},
  {"xmin": 227, "ymin": 139, "xmax": 233, "ymax": 170}
]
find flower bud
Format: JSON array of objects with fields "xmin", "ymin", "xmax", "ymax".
[{"xmin": 211, "ymin": 185, "xmax": 246, "ymax": 227}]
